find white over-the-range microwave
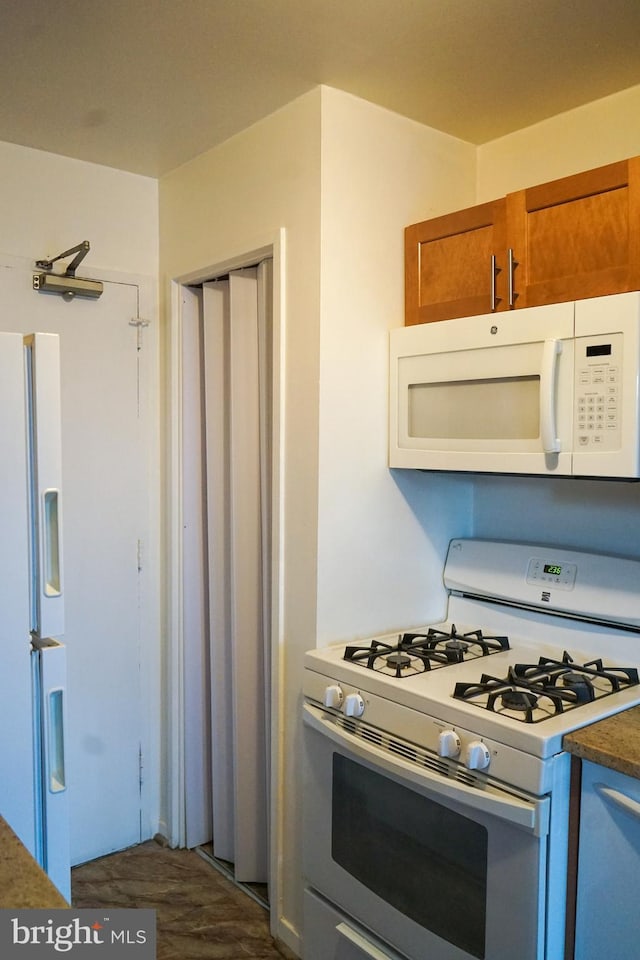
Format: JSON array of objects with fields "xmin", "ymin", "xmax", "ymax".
[{"xmin": 389, "ymin": 290, "xmax": 640, "ymax": 478}]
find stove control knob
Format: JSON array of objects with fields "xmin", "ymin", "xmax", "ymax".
[
  {"xmin": 343, "ymin": 692, "xmax": 365, "ymax": 718},
  {"xmin": 438, "ymin": 730, "xmax": 461, "ymax": 759},
  {"xmin": 323, "ymin": 684, "xmax": 344, "ymax": 709},
  {"xmin": 464, "ymin": 741, "xmax": 491, "ymax": 771}
]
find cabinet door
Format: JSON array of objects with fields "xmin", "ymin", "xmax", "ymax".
[
  {"xmin": 404, "ymin": 198, "xmax": 507, "ymax": 324},
  {"xmin": 507, "ymin": 157, "xmax": 640, "ymax": 308}
]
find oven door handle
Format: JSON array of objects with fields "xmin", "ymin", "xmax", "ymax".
[{"xmin": 304, "ymin": 703, "xmax": 550, "ymax": 837}]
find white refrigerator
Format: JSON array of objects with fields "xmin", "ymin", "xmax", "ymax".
[{"xmin": 0, "ymin": 331, "xmax": 70, "ymax": 900}]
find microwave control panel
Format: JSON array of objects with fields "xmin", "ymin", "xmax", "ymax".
[{"xmin": 574, "ymin": 332, "xmax": 622, "ymax": 452}]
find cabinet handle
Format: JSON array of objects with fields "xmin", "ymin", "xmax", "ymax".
[
  {"xmin": 490, "ymin": 254, "xmax": 501, "ymax": 312},
  {"xmin": 336, "ymin": 922, "xmax": 405, "ymax": 960},
  {"xmin": 596, "ymin": 782, "xmax": 640, "ymax": 821},
  {"xmin": 508, "ymin": 248, "xmax": 519, "ymax": 307}
]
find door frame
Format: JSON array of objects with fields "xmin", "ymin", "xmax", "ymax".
[{"xmin": 165, "ymin": 229, "xmax": 286, "ymax": 929}]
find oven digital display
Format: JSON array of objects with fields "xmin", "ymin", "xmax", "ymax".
[{"xmin": 526, "ymin": 557, "xmax": 577, "ymax": 590}]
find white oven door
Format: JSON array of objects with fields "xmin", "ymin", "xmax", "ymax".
[
  {"xmin": 389, "ymin": 301, "xmax": 575, "ymax": 475},
  {"xmin": 303, "ymin": 703, "xmax": 550, "ymax": 960}
]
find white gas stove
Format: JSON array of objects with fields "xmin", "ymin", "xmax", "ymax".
[
  {"xmin": 302, "ymin": 539, "xmax": 640, "ymax": 960},
  {"xmin": 305, "ymin": 538, "xmax": 640, "ymax": 782}
]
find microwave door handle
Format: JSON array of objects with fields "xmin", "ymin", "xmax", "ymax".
[{"xmin": 540, "ymin": 338, "xmax": 562, "ymax": 454}]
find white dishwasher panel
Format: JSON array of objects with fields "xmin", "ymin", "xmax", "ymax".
[{"xmin": 574, "ymin": 759, "xmax": 640, "ymax": 960}]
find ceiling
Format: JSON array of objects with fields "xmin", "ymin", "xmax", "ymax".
[{"xmin": 3, "ymin": 0, "xmax": 640, "ymax": 178}]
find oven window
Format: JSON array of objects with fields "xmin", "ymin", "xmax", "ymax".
[{"xmin": 332, "ymin": 754, "xmax": 488, "ymax": 958}]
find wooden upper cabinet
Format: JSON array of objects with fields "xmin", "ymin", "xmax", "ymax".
[
  {"xmin": 405, "ymin": 155, "xmax": 640, "ymax": 324},
  {"xmin": 507, "ymin": 156, "xmax": 640, "ymax": 308},
  {"xmin": 404, "ymin": 198, "xmax": 507, "ymax": 324}
]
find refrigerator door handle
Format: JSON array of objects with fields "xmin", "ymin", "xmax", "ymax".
[
  {"xmin": 42, "ymin": 489, "xmax": 62, "ymax": 598},
  {"xmin": 46, "ymin": 687, "xmax": 66, "ymax": 793}
]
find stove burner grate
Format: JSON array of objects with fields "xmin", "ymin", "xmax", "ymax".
[
  {"xmin": 404, "ymin": 624, "xmax": 510, "ymax": 660},
  {"xmin": 513, "ymin": 652, "xmax": 640, "ymax": 694},
  {"xmin": 343, "ymin": 639, "xmax": 431, "ymax": 678},
  {"xmin": 453, "ymin": 652, "xmax": 640, "ymax": 723},
  {"xmin": 343, "ymin": 624, "xmax": 510, "ymax": 677}
]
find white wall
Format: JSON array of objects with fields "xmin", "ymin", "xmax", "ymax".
[
  {"xmin": 0, "ymin": 140, "xmax": 158, "ymax": 274},
  {"xmin": 160, "ymin": 96, "xmax": 322, "ymax": 633},
  {"xmin": 316, "ymin": 88, "xmax": 475, "ymax": 643},
  {"xmin": 471, "ymin": 84, "xmax": 640, "ymax": 559},
  {"xmin": 477, "ymin": 83, "xmax": 640, "ymax": 200},
  {"xmin": 472, "ymin": 475, "xmax": 640, "ymax": 559}
]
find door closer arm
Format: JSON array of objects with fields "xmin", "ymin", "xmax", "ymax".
[{"xmin": 34, "ymin": 240, "xmax": 103, "ymax": 300}]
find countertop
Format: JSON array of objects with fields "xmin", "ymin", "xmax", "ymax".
[
  {"xmin": 0, "ymin": 816, "xmax": 68, "ymax": 908},
  {"xmin": 563, "ymin": 705, "xmax": 640, "ymax": 779}
]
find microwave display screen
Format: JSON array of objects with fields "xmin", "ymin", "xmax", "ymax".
[
  {"xmin": 544, "ymin": 563, "xmax": 562, "ymax": 576},
  {"xmin": 586, "ymin": 344, "xmax": 612, "ymax": 357}
]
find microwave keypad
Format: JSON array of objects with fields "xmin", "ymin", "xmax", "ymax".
[{"xmin": 576, "ymin": 364, "xmax": 619, "ymax": 449}]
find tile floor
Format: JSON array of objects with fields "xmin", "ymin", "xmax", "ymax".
[{"xmin": 72, "ymin": 839, "xmax": 294, "ymax": 960}]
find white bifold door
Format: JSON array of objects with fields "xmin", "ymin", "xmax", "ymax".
[{"xmin": 182, "ymin": 263, "xmax": 272, "ymax": 884}]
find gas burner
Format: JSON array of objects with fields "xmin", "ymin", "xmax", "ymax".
[
  {"xmin": 500, "ymin": 689, "xmax": 539, "ymax": 713},
  {"xmin": 560, "ymin": 672, "xmax": 595, "ymax": 703},
  {"xmin": 385, "ymin": 651, "xmax": 413, "ymax": 671},
  {"xmin": 444, "ymin": 638, "xmax": 470, "ymax": 662}
]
